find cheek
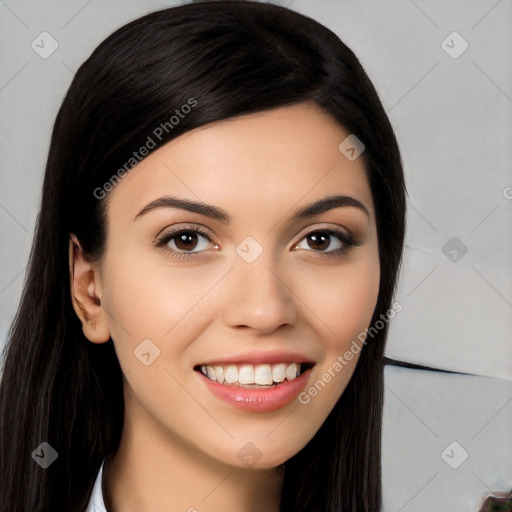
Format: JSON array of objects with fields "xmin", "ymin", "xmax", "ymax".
[
  {"xmin": 285, "ymin": 257, "xmax": 379, "ymax": 444},
  {"xmin": 99, "ymin": 251, "xmax": 178, "ymax": 354},
  {"xmin": 100, "ymin": 250, "xmax": 227, "ymax": 370},
  {"xmin": 102, "ymin": 247, "xmax": 192, "ymax": 325},
  {"xmin": 291, "ymin": 254, "xmax": 380, "ymax": 352}
]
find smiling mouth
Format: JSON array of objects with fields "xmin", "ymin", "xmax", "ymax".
[{"xmin": 194, "ymin": 362, "xmax": 315, "ymax": 388}]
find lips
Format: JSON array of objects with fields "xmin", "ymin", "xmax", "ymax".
[
  {"xmin": 197, "ymin": 367, "xmax": 313, "ymax": 412},
  {"xmin": 194, "ymin": 352, "xmax": 315, "ymax": 412}
]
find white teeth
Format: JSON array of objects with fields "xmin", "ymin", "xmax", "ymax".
[
  {"xmin": 285, "ymin": 362, "xmax": 300, "ymax": 381},
  {"xmin": 214, "ymin": 365, "xmax": 225, "ymax": 384},
  {"xmin": 239, "ymin": 364, "xmax": 255, "ymax": 384},
  {"xmin": 272, "ymin": 363, "xmax": 286, "ymax": 383},
  {"xmin": 206, "ymin": 366, "xmax": 216, "ymax": 381},
  {"xmin": 224, "ymin": 365, "xmax": 238, "ymax": 384},
  {"xmin": 200, "ymin": 362, "xmax": 306, "ymax": 385},
  {"xmin": 254, "ymin": 364, "xmax": 273, "ymax": 385}
]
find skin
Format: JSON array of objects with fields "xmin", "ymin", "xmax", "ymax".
[{"xmin": 69, "ymin": 101, "xmax": 380, "ymax": 512}]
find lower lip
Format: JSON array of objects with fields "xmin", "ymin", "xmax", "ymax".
[{"xmin": 198, "ymin": 369, "xmax": 312, "ymax": 412}]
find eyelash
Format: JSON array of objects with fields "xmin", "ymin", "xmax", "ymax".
[{"xmin": 154, "ymin": 226, "xmax": 356, "ymax": 260}]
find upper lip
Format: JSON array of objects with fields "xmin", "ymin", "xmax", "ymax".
[{"xmin": 195, "ymin": 350, "xmax": 316, "ymax": 367}]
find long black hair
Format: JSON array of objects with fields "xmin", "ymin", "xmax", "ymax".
[{"xmin": 0, "ymin": 1, "xmax": 406, "ymax": 510}]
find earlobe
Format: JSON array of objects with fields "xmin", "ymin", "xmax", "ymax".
[{"xmin": 68, "ymin": 233, "xmax": 111, "ymax": 343}]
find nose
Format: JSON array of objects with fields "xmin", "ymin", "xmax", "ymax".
[{"xmin": 222, "ymin": 251, "xmax": 298, "ymax": 334}]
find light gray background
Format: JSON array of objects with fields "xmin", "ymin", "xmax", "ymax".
[{"xmin": 1, "ymin": 0, "xmax": 511, "ymax": 510}]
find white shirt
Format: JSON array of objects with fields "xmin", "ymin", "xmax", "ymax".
[{"xmin": 85, "ymin": 457, "xmax": 107, "ymax": 512}]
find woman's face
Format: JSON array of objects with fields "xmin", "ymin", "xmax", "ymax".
[{"xmin": 84, "ymin": 101, "xmax": 379, "ymax": 469}]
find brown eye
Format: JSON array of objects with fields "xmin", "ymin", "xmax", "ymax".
[
  {"xmin": 293, "ymin": 229, "xmax": 355, "ymax": 258},
  {"xmin": 306, "ymin": 232, "xmax": 331, "ymax": 251},
  {"xmin": 155, "ymin": 227, "xmax": 215, "ymax": 260},
  {"xmin": 174, "ymin": 231, "xmax": 201, "ymax": 251}
]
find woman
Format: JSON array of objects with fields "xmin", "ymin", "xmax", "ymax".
[{"xmin": 0, "ymin": 1, "xmax": 406, "ymax": 510}]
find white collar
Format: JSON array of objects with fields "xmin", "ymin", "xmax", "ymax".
[{"xmin": 86, "ymin": 457, "xmax": 107, "ymax": 512}]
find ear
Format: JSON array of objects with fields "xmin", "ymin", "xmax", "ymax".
[{"xmin": 69, "ymin": 233, "xmax": 111, "ymax": 343}]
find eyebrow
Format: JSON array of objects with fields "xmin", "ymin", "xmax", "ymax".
[{"xmin": 134, "ymin": 194, "xmax": 370, "ymax": 223}]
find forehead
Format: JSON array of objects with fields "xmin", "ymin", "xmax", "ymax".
[{"xmin": 105, "ymin": 102, "xmax": 374, "ymax": 226}]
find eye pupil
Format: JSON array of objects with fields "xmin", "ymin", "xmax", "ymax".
[
  {"xmin": 175, "ymin": 232, "xmax": 198, "ymax": 251},
  {"xmin": 308, "ymin": 233, "xmax": 329, "ymax": 251}
]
